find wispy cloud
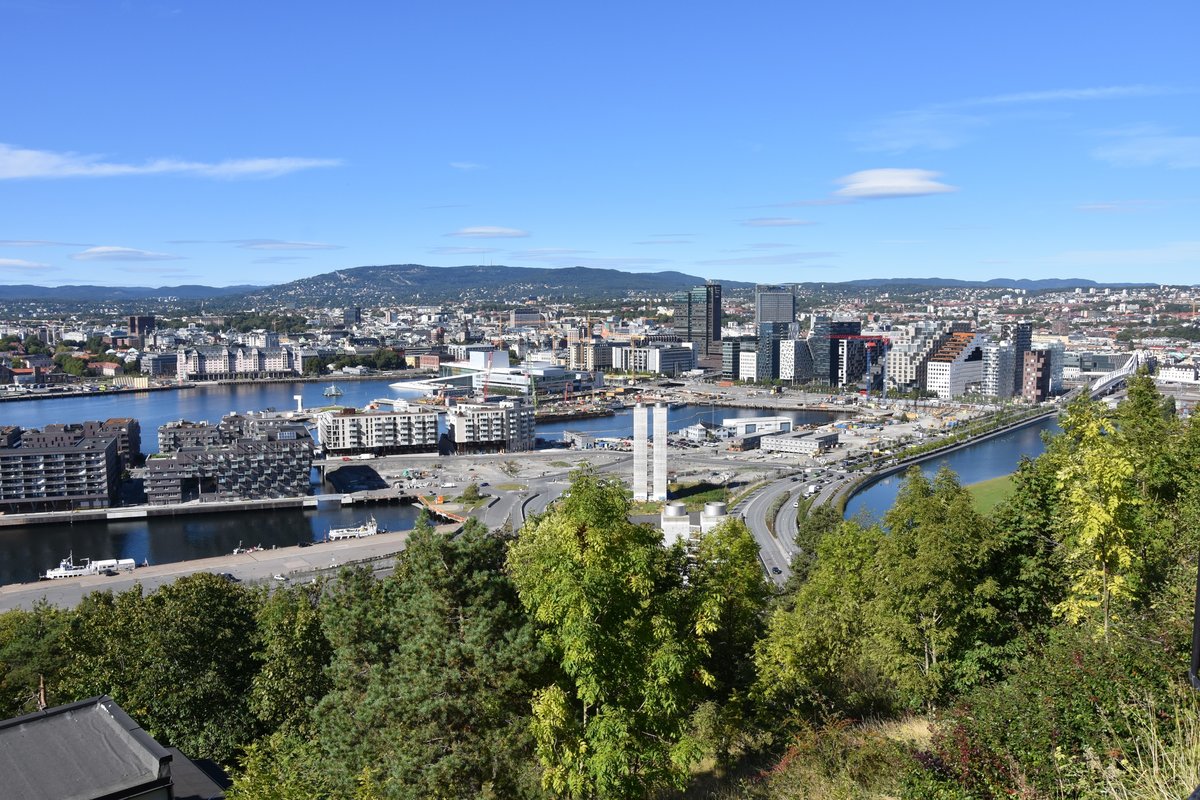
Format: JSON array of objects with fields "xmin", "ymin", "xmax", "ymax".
[
  {"xmin": 1076, "ymin": 199, "xmax": 1158, "ymax": 213},
  {"xmin": 253, "ymin": 256, "xmax": 310, "ymax": 264},
  {"xmin": 633, "ymin": 239, "xmax": 692, "ymax": 245},
  {"xmin": 1049, "ymin": 240, "xmax": 1200, "ymax": 268},
  {"xmin": 449, "ymin": 161, "xmax": 484, "ymax": 171},
  {"xmin": 0, "ymin": 258, "xmax": 56, "ymax": 272},
  {"xmin": 0, "ymin": 239, "xmax": 90, "ymax": 247},
  {"xmin": 430, "ymin": 246, "xmax": 502, "ymax": 255},
  {"xmin": 697, "ymin": 252, "xmax": 836, "ymax": 267},
  {"xmin": 229, "ymin": 239, "xmax": 342, "ymax": 251},
  {"xmin": 961, "ymin": 85, "xmax": 1179, "ymax": 107},
  {"xmin": 858, "ymin": 84, "xmax": 1179, "ymax": 153},
  {"xmin": 834, "ymin": 169, "xmax": 957, "ymax": 199},
  {"xmin": 1092, "ymin": 126, "xmax": 1200, "ymax": 169},
  {"xmin": 70, "ymin": 246, "xmax": 184, "ymax": 262},
  {"xmin": 509, "ymin": 248, "xmax": 591, "ymax": 258},
  {"xmin": 740, "ymin": 217, "xmax": 816, "ymax": 227},
  {"xmin": 0, "ymin": 143, "xmax": 342, "ymax": 180},
  {"xmin": 446, "ymin": 226, "xmax": 530, "ymax": 239}
]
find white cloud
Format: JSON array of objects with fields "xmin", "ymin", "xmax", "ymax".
[
  {"xmin": 740, "ymin": 217, "xmax": 816, "ymax": 227},
  {"xmin": 70, "ymin": 246, "xmax": 184, "ymax": 262},
  {"xmin": 429, "ymin": 246, "xmax": 502, "ymax": 255},
  {"xmin": 0, "ymin": 143, "xmax": 342, "ymax": 180},
  {"xmin": 1092, "ymin": 133, "xmax": 1200, "ymax": 169},
  {"xmin": 834, "ymin": 169, "xmax": 957, "ymax": 199},
  {"xmin": 0, "ymin": 258, "xmax": 55, "ymax": 271},
  {"xmin": 230, "ymin": 239, "xmax": 342, "ymax": 251},
  {"xmin": 633, "ymin": 239, "xmax": 692, "ymax": 245},
  {"xmin": 446, "ymin": 226, "xmax": 530, "ymax": 239},
  {"xmin": 449, "ymin": 161, "xmax": 484, "ymax": 171}
]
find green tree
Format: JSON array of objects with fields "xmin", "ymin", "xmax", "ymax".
[
  {"xmin": 0, "ymin": 602, "xmax": 71, "ymax": 716},
  {"xmin": 1053, "ymin": 397, "xmax": 1140, "ymax": 637},
  {"xmin": 63, "ymin": 574, "xmax": 261, "ymax": 764},
  {"xmin": 301, "ymin": 523, "xmax": 545, "ymax": 799},
  {"xmin": 250, "ymin": 582, "xmax": 332, "ymax": 734},
  {"xmin": 507, "ymin": 466, "xmax": 763, "ymax": 798}
]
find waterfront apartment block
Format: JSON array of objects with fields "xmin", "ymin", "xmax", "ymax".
[
  {"xmin": 175, "ymin": 345, "xmax": 303, "ymax": 381},
  {"xmin": 145, "ymin": 434, "xmax": 313, "ymax": 505},
  {"xmin": 446, "ymin": 399, "xmax": 536, "ymax": 454},
  {"xmin": 317, "ymin": 405, "xmax": 440, "ymax": 454},
  {"xmin": 0, "ymin": 435, "xmax": 119, "ymax": 512},
  {"xmin": 19, "ymin": 418, "xmax": 141, "ymax": 469}
]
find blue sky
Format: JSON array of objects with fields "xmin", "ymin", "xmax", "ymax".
[{"xmin": 1, "ymin": 1, "xmax": 1197, "ymax": 288}]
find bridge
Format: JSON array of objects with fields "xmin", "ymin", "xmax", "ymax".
[{"xmin": 1089, "ymin": 350, "xmax": 1147, "ymax": 398}]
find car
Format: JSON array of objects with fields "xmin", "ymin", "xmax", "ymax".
[
  {"xmin": 273, "ymin": 574, "xmax": 288, "ymax": 581},
  {"xmin": 771, "ymin": 567, "xmax": 783, "ymax": 575}
]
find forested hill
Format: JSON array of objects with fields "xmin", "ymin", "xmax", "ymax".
[{"xmin": 231, "ymin": 264, "xmax": 753, "ymax": 306}]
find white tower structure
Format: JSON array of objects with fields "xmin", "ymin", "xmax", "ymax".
[
  {"xmin": 652, "ymin": 402, "xmax": 668, "ymax": 502},
  {"xmin": 632, "ymin": 403, "xmax": 649, "ymax": 501}
]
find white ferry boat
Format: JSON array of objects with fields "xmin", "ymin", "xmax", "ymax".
[
  {"xmin": 42, "ymin": 553, "xmax": 136, "ymax": 580},
  {"xmin": 327, "ymin": 517, "xmax": 380, "ymax": 541}
]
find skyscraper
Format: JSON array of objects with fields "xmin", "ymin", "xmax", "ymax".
[
  {"xmin": 632, "ymin": 403, "xmax": 648, "ymax": 501},
  {"xmin": 1008, "ymin": 321, "xmax": 1032, "ymax": 396},
  {"xmin": 672, "ymin": 282, "xmax": 722, "ymax": 360},
  {"xmin": 754, "ymin": 285, "xmax": 795, "ymax": 326},
  {"xmin": 755, "ymin": 321, "xmax": 790, "ymax": 382}
]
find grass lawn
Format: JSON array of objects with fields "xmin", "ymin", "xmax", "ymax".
[
  {"xmin": 495, "ymin": 483, "xmax": 527, "ymax": 492},
  {"xmin": 966, "ymin": 474, "xmax": 1015, "ymax": 514}
]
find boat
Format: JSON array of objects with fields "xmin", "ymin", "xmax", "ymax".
[
  {"xmin": 327, "ymin": 516, "xmax": 381, "ymax": 541},
  {"xmin": 323, "ymin": 384, "xmax": 344, "ymax": 397},
  {"xmin": 40, "ymin": 554, "xmax": 136, "ymax": 580},
  {"xmin": 232, "ymin": 541, "xmax": 264, "ymax": 555},
  {"xmin": 42, "ymin": 553, "xmax": 93, "ymax": 580}
]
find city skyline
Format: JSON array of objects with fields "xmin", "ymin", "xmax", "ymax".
[{"xmin": 2, "ymin": 1, "xmax": 1198, "ymax": 287}]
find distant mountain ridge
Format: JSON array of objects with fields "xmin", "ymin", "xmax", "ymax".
[{"xmin": 0, "ymin": 264, "xmax": 1163, "ymax": 306}]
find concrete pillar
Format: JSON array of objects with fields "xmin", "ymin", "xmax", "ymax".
[
  {"xmin": 652, "ymin": 402, "xmax": 668, "ymax": 501},
  {"xmin": 632, "ymin": 403, "xmax": 648, "ymax": 501}
]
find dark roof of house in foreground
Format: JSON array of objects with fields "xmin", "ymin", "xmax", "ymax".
[{"xmin": 0, "ymin": 695, "xmax": 171, "ymax": 800}]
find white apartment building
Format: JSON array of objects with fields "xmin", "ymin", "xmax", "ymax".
[
  {"xmin": 317, "ymin": 405, "xmax": 439, "ymax": 454},
  {"xmin": 884, "ymin": 321, "xmax": 951, "ymax": 394},
  {"xmin": 446, "ymin": 399, "xmax": 536, "ymax": 454},
  {"xmin": 610, "ymin": 343, "xmax": 694, "ymax": 375},
  {"xmin": 982, "ymin": 341, "xmax": 1015, "ymax": 399},
  {"xmin": 926, "ymin": 331, "xmax": 987, "ymax": 399}
]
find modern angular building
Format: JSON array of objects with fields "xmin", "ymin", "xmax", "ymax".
[
  {"xmin": 778, "ymin": 338, "xmax": 814, "ymax": 383},
  {"xmin": 721, "ymin": 336, "xmax": 756, "ymax": 381},
  {"xmin": 20, "ymin": 418, "xmax": 141, "ymax": 469},
  {"xmin": 926, "ymin": 331, "xmax": 986, "ymax": 398},
  {"xmin": 145, "ymin": 430, "xmax": 314, "ymax": 505}
]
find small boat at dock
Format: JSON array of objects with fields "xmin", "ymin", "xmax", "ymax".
[{"xmin": 327, "ymin": 517, "xmax": 381, "ymax": 541}]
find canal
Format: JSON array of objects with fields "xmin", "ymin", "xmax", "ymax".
[{"xmin": 842, "ymin": 415, "xmax": 1061, "ymax": 523}]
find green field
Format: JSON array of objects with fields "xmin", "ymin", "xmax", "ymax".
[{"xmin": 965, "ymin": 474, "xmax": 1015, "ymax": 513}]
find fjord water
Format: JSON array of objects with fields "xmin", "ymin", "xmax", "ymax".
[{"xmin": 842, "ymin": 415, "xmax": 1060, "ymax": 524}]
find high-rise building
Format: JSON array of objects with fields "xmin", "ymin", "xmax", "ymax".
[
  {"xmin": 778, "ymin": 339, "xmax": 814, "ymax": 383},
  {"xmin": 1008, "ymin": 321, "xmax": 1032, "ymax": 396},
  {"xmin": 755, "ymin": 321, "xmax": 790, "ymax": 382},
  {"xmin": 632, "ymin": 403, "xmax": 648, "ymax": 501},
  {"xmin": 672, "ymin": 282, "xmax": 722, "ymax": 361},
  {"xmin": 927, "ymin": 332, "xmax": 986, "ymax": 398},
  {"xmin": 754, "ymin": 285, "xmax": 795, "ymax": 326},
  {"xmin": 721, "ymin": 336, "xmax": 755, "ymax": 381},
  {"xmin": 652, "ymin": 403, "xmax": 668, "ymax": 502},
  {"xmin": 884, "ymin": 321, "xmax": 951, "ymax": 395},
  {"xmin": 808, "ymin": 315, "xmax": 862, "ymax": 386},
  {"xmin": 982, "ymin": 341, "xmax": 1015, "ymax": 399},
  {"xmin": 1022, "ymin": 350, "xmax": 1051, "ymax": 403}
]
